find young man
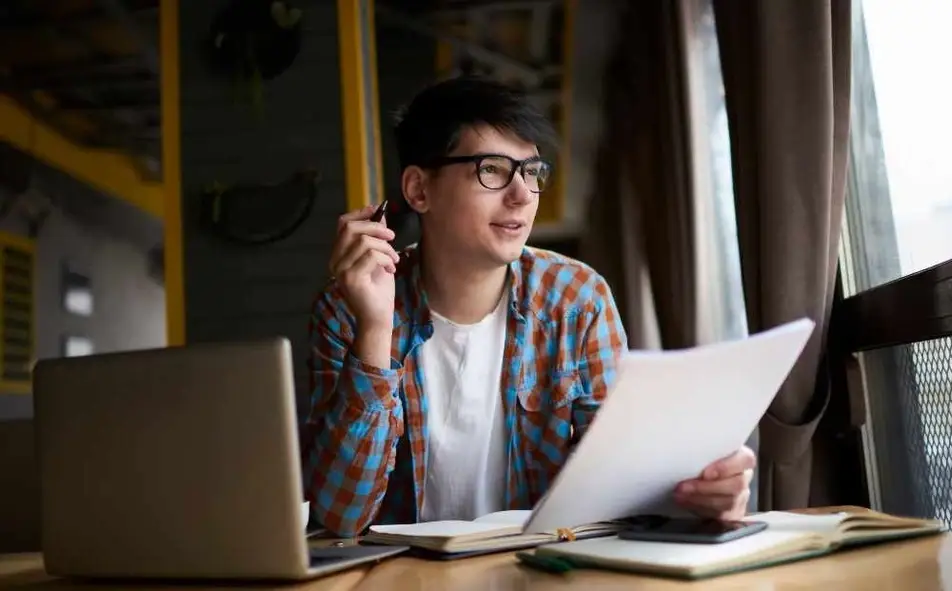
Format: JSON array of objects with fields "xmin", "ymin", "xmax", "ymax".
[{"xmin": 302, "ymin": 76, "xmax": 755, "ymax": 537}]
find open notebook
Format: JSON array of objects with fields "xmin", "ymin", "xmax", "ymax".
[
  {"xmin": 518, "ymin": 507, "xmax": 945, "ymax": 580},
  {"xmin": 362, "ymin": 509, "xmax": 622, "ymax": 555}
]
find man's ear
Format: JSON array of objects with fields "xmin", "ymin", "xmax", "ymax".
[{"xmin": 401, "ymin": 166, "xmax": 430, "ymax": 214}]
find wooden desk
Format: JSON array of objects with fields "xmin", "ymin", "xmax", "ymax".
[
  {"xmin": 2, "ymin": 534, "xmax": 950, "ymax": 590},
  {"xmin": 0, "ymin": 552, "xmax": 366, "ymax": 591}
]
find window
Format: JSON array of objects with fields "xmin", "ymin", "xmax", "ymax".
[
  {"xmin": 62, "ymin": 335, "xmax": 94, "ymax": 358},
  {"xmin": 62, "ymin": 267, "xmax": 93, "ymax": 317},
  {"xmin": 0, "ymin": 232, "xmax": 35, "ymax": 394},
  {"xmin": 686, "ymin": 0, "xmax": 747, "ymax": 343},
  {"xmin": 840, "ymin": 0, "xmax": 952, "ymax": 523},
  {"xmin": 843, "ymin": 0, "xmax": 952, "ymax": 295}
]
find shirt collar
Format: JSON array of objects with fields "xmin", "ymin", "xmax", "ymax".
[{"xmin": 394, "ymin": 243, "xmax": 530, "ymax": 328}]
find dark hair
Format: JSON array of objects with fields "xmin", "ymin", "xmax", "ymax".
[{"xmin": 393, "ymin": 76, "xmax": 558, "ymax": 171}]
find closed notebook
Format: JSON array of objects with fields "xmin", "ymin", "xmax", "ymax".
[
  {"xmin": 361, "ymin": 510, "xmax": 621, "ymax": 555},
  {"xmin": 519, "ymin": 507, "xmax": 945, "ymax": 580}
]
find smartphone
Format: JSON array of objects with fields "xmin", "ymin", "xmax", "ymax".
[{"xmin": 618, "ymin": 515, "xmax": 768, "ymax": 544}]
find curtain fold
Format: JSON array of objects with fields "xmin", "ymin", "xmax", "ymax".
[
  {"xmin": 711, "ymin": 0, "xmax": 853, "ymax": 510},
  {"xmin": 578, "ymin": 0, "xmax": 697, "ymax": 351}
]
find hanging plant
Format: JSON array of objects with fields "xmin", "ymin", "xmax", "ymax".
[{"xmin": 204, "ymin": 0, "xmax": 304, "ymax": 108}]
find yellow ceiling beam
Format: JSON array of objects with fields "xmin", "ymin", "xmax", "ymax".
[{"xmin": 0, "ymin": 94, "xmax": 164, "ymax": 219}]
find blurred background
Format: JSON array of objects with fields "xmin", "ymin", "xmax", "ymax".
[{"xmin": 1, "ymin": 0, "xmax": 951, "ymax": 555}]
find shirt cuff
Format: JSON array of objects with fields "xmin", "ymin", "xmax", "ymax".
[{"xmin": 339, "ymin": 350, "xmax": 403, "ymax": 410}]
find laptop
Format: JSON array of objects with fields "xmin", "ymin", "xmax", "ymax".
[{"xmin": 32, "ymin": 338, "xmax": 407, "ymax": 580}]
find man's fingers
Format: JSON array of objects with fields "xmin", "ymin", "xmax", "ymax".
[
  {"xmin": 676, "ymin": 493, "xmax": 742, "ymax": 517},
  {"xmin": 345, "ymin": 249, "xmax": 396, "ymax": 279},
  {"xmin": 703, "ymin": 446, "xmax": 757, "ymax": 480},
  {"xmin": 336, "ymin": 204, "xmax": 379, "ymax": 231},
  {"xmin": 339, "ymin": 220, "xmax": 395, "ymax": 243},
  {"xmin": 330, "ymin": 221, "xmax": 395, "ymax": 267},
  {"xmin": 330, "ymin": 225, "xmax": 397, "ymax": 274},
  {"xmin": 679, "ymin": 470, "xmax": 751, "ymax": 497},
  {"xmin": 332, "ymin": 235, "xmax": 399, "ymax": 276}
]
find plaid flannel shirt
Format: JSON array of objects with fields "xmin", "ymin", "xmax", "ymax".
[{"xmin": 301, "ymin": 244, "xmax": 628, "ymax": 537}]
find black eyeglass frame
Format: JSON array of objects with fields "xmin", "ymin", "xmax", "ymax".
[{"xmin": 423, "ymin": 153, "xmax": 553, "ymax": 193}]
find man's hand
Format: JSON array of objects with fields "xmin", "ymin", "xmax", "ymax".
[
  {"xmin": 674, "ymin": 446, "xmax": 756, "ymax": 521},
  {"xmin": 329, "ymin": 205, "xmax": 399, "ymax": 369}
]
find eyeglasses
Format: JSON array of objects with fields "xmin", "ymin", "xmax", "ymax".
[{"xmin": 426, "ymin": 154, "xmax": 552, "ymax": 193}]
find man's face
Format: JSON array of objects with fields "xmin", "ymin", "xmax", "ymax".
[{"xmin": 407, "ymin": 125, "xmax": 544, "ymax": 270}]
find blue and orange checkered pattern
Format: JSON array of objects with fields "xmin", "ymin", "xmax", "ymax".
[{"xmin": 301, "ymin": 244, "xmax": 628, "ymax": 537}]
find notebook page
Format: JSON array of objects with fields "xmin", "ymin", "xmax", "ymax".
[
  {"xmin": 523, "ymin": 319, "xmax": 815, "ymax": 534},
  {"xmin": 368, "ymin": 520, "xmax": 516, "ymax": 539},
  {"xmin": 543, "ymin": 530, "xmax": 817, "ymax": 569},
  {"xmin": 474, "ymin": 510, "xmax": 532, "ymax": 526},
  {"xmin": 754, "ymin": 511, "xmax": 846, "ymax": 535}
]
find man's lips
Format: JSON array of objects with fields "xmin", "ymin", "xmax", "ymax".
[{"xmin": 491, "ymin": 222, "xmax": 525, "ymax": 230}]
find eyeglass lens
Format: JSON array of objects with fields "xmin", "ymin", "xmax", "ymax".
[{"xmin": 477, "ymin": 156, "xmax": 550, "ymax": 193}]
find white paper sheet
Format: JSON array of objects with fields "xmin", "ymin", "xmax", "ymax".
[{"xmin": 522, "ymin": 318, "xmax": 815, "ymax": 534}]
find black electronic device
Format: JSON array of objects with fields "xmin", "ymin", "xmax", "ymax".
[{"xmin": 618, "ymin": 515, "xmax": 768, "ymax": 544}]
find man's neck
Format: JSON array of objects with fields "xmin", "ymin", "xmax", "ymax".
[{"xmin": 420, "ymin": 242, "xmax": 509, "ymax": 325}]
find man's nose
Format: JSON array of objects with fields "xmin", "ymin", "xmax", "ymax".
[{"xmin": 504, "ymin": 173, "xmax": 533, "ymax": 206}]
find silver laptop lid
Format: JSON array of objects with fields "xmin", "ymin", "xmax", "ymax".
[{"xmin": 33, "ymin": 338, "xmax": 308, "ymax": 579}]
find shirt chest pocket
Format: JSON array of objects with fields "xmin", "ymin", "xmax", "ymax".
[
  {"xmin": 514, "ymin": 368, "xmax": 580, "ymax": 498},
  {"xmin": 516, "ymin": 367, "xmax": 583, "ymax": 413}
]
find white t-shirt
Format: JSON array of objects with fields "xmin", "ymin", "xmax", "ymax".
[{"xmin": 418, "ymin": 294, "xmax": 509, "ymax": 522}]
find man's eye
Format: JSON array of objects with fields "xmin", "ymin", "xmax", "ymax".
[{"xmin": 480, "ymin": 165, "xmax": 500, "ymax": 174}]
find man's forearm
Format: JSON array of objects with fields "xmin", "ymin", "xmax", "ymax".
[
  {"xmin": 353, "ymin": 324, "xmax": 392, "ymax": 370},
  {"xmin": 305, "ymin": 325, "xmax": 406, "ymax": 536},
  {"xmin": 306, "ymin": 398, "xmax": 402, "ymax": 537}
]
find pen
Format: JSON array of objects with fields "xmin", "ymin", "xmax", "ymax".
[{"xmin": 370, "ymin": 199, "xmax": 388, "ymax": 223}]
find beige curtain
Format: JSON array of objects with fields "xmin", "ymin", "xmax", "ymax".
[
  {"xmin": 579, "ymin": 0, "xmax": 698, "ymax": 351},
  {"xmin": 711, "ymin": 0, "xmax": 853, "ymax": 510}
]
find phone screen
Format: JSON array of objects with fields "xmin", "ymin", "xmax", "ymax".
[
  {"xmin": 618, "ymin": 515, "xmax": 767, "ymax": 544},
  {"xmin": 646, "ymin": 518, "xmax": 749, "ymax": 534}
]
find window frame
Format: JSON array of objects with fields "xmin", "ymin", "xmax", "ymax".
[{"xmin": 834, "ymin": 0, "xmax": 952, "ymax": 521}]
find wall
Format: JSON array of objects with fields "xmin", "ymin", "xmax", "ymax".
[
  {"xmin": 32, "ymin": 209, "xmax": 166, "ymax": 356},
  {"xmin": 179, "ymin": 0, "xmax": 349, "ymax": 406},
  {"xmin": 0, "ymin": 157, "xmax": 166, "ymax": 419},
  {"xmin": 179, "ymin": 1, "xmax": 436, "ymax": 408}
]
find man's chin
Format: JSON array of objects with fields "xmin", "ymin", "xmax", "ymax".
[
  {"xmin": 446, "ymin": 241, "xmax": 526, "ymax": 271},
  {"xmin": 488, "ymin": 244, "xmax": 526, "ymax": 266}
]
